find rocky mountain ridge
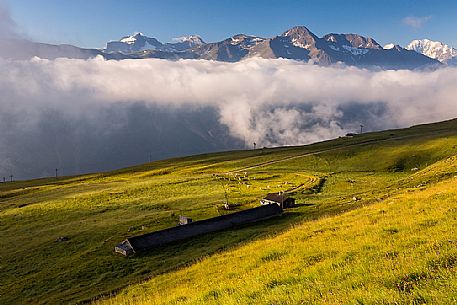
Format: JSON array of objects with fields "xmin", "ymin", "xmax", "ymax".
[{"xmin": 0, "ymin": 26, "xmax": 442, "ymax": 69}]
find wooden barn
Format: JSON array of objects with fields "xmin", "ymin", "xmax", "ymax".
[
  {"xmin": 114, "ymin": 204, "xmax": 283, "ymax": 256},
  {"xmin": 260, "ymin": 192, "xmax": 296, "ymax": 208}
]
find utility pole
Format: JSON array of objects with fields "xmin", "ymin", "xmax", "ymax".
[
  {"xmin": 360, "ymin": 124, "xmax": 364, "ymax": 134},
  {"xmin": 10, "ymin": 175, "xmax": 13, "ymax": 182},
  {"xmin": 217, "ymin": 176, "xmax": 230, "ymax": 210},
  {"xmin": 222, "ymin": 182, "xmax": 229, "ymax": 207},
  {"xmin": 55, "ymin": 168, "xmax": 59, "ymax": 180},
  {"xmin": 253, "ymin": 142, "xmax": 256, "ymax": 150}
]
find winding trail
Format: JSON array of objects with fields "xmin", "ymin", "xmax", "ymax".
[{"xmin": 227, "ymin": 135, "xmax": 416, "ymax": 174}]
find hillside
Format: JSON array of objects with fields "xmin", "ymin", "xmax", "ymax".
[
  {"xmin": 99, "ymin": 158, "xmax": 457, "ymax": 305},
  {"xmin": 1, "ymin": 119, "xmax": 457, "ymax": 304}
]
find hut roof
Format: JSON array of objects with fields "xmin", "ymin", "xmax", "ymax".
[{"xmin": 263, "ymin": 192, "xmax": 288, "ymax": 203}]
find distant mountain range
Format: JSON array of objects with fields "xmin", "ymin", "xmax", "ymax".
[
  {"xmin": 3, "ymin": 26, "xmax": 455, "ymax": 69},
  {"xmin": 100, "ymin": 27, "xmax": 439, "ymax": 69}
]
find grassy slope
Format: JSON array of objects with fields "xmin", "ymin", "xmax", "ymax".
[
  {"xmin": 0, "ymin": 119, "xmax": 457, "ymax": 304},
  {"xmin": 99, "ymin": 158, "xmax": 457, "ymax": 305}
]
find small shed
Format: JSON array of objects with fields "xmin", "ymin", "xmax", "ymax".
[
  {"xmin": 179, "ymin": 215, "xmax": 193, "ymax": 225},
  {"xmin": 260, "ymin": 192, "xmax": 295, "ymax": 208},
  {"xmin": 114, "ymin": 240, "xmax": 134, "ymax": 256}
]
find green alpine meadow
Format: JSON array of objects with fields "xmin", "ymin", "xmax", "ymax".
[{"xmin": 1, "ymin": 119, "xmax": 456, "ymax": 304}]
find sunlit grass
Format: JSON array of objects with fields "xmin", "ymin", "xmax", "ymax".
[
  {"xmin": 1, "ymin": 119, "xmax": 457, "ymax": 304},
  {"xmin": 97, "ymin": 170, "xmax": 457, "ymax": 305}
]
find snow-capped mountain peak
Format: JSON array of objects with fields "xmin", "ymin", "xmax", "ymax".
[
  {"xmin": 383, "ymin": 43, "xmax": 395, "ymax": 50},
  {"xmin": 324, "ymin": 33, "xmax": 381, "ymax": 50},
  {"xmin": 281, "ymin": 26, "xmax": 318, "ymax": 50},
  {"xmin": 228, "ymin": 34, "xmax": 264, "ymax": 47},
  {"xmin": 119, "ymin": 32, "xmax": 146, "ymax": 44},
  {"xmin": 406, "ymin": 39, "xmax": 457, "ymax": 63},
  {"xmin": 105, "ymin": 32, "xmax": 163, "ymax": 53},
  {"xmin": 172, "ymin": 35, "xmax": 205, "ymax": 45},
  {"xmin": 282, "ymin": 26, "xmax": 314, "ymax": 37}
]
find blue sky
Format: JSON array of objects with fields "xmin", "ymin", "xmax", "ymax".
[{"xmin": 6, "ymin": 0, "xmax": 457, "ymax": 48}]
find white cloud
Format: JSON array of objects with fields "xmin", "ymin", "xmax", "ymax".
[
  {"xmin": 1, "ymin": 57, "xmax": 457, "ymax": 147},
  {"xmin": 402, "ymin": 16, "xmax": 432, "ymax": 29}
]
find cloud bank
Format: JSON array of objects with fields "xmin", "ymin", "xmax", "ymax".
[
  {"xmin": 402, "ymin": 16, "xmax": 432, "ymax": 29},
  {"xmin": 1, "ymin": 56, "xmax": 457, "ymax": 179}
]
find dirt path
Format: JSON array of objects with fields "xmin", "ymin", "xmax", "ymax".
[{"xmin": 227, "ymin": 134, "xmax": 423, "ymax": 174}]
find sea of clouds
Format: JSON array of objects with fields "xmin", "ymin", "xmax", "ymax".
[{"xmin": 2, "ymin": 56, "xmax": 457, "ymax": 178}]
